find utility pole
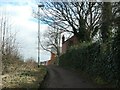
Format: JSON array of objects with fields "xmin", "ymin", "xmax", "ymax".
[{"xmin": 37, "ymin": 4, "xmax": 44, "ymax": 68}]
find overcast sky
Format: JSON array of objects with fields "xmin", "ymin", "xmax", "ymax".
[{"xmin": 0, "ymin": 0, "xmax": 51, "ymax": 62}]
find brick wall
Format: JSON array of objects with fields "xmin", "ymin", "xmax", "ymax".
[
  {"xmin": 47, "ymin": 52, "xmax": 56, "ymax": 65},
  {"xmin": 62, "ymin": 35, "xmax": 78, "ymax": 54}
]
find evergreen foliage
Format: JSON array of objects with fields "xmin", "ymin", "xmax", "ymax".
[{"xmin": 59, "ymin": 40, "xmax": 120, "ymax": 87}]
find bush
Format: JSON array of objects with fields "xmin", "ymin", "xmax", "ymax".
[{"xmin": 59, "ymin": 41, "xmax": 119, "ymax": 88}]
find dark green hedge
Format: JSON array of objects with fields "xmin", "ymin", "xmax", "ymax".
[{"xmin": 59, "ymin": 41, "xmax": 120, "ymax": 87}]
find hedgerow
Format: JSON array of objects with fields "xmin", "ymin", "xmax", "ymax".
[{"xmin": 59, "ymin": 40, "xmax": 120, "ymax": 88}]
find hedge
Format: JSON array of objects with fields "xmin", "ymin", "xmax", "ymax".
[{"xmin": 59, "ymin": 41, "xmax": 120, "ymax": 88}]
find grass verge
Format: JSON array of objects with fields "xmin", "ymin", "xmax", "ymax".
[{"xmin": 2, "ymin": 63, "xmax": 47, "ymax": 89}]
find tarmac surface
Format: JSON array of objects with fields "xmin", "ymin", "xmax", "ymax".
[{"xmin": 40, "ymin": 65, "xmax": 98, "ymax": 88}]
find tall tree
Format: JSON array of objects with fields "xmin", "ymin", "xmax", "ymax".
[
  {"xmin": 101, "ymin": 2, "xmax": 112, "ymax": 43},
  {"xmin": 112, "ymin": 2, "xmax": 120, "ymax": 32},
  {"xmin": 112, "ymin": 2, "xmax": 120, "ymax": 87},
  {"xmin": 36, "ymin": 2, "xmax": 102, "ymax": 42}
]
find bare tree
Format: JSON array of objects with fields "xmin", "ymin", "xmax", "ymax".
[
  {"xmin": 0, "ymin": 10, "xmax": 21, "ymax": 74},
  {"xmin": 41, "ymin": 25, "xmax": 62, "ymax": 58},
  {"xmin": 35, "ymin": 1, "xmax": 102, "ymax": 42}
]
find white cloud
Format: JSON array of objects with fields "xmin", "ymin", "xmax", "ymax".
[{"xmin": 0, "ymin": 0, "xmax": 50, "ymax": 62}]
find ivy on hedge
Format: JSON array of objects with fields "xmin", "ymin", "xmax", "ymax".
[{"xmin": 59, "ymin": 41, "xmax": 120, "ymax": 88}]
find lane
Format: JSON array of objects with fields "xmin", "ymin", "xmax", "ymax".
[{"xmin": 40, "ymin": 65, "xmax": 97, "ymax": 88}]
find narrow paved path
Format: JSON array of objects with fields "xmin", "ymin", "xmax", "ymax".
[{"xmin": 40, "ymin": 65, "xmax": 98, "ymax": 88}]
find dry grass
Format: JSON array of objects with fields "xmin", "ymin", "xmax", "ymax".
[{"xmin": 2, "ymin": 62, "xmax": 47, "ymax": 89}]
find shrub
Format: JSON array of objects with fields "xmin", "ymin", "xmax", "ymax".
[{"xmin": 59, "ymin": 41, "xmax": 119, "ymax": 87}]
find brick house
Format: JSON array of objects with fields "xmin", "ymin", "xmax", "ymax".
[
  {"xmin": 62, "ymin": 35, "xmax": 79, "ymax": 54},
  {"xmin": 46, "ymin": 35, "xmax": 79, "ymax": 65},
  {"xmin": 47, "ymin": 52, "xmax": 56, "ymax": 65}
]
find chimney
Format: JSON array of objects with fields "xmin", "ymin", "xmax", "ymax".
[{"xmin": 62, "ymin": 35, "xmax": 65, "ymax": 44}]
